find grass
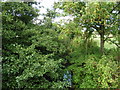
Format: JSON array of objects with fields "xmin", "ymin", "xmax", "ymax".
[{"xmin": 93, "ymin": 37, "xmax": 117, "ymax": 49}]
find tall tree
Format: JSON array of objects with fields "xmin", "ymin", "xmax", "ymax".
[
  {"xmin": 2, "ymin": 1, "xmax": 39, "ymax": 88},
  {"xmin": 56, "ymin": 1, "xmax": 119, "ymax": 54},
  {"xmin": 2, "ymin": 1, "xmax": 67, "ymax": 88}
]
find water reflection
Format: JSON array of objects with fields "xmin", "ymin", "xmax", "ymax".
[{"xmin": 63, "ymin": 71, "xmax": 72, "ymax": 87}]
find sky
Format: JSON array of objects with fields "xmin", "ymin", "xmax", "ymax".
[
  {"xmin": 35, "ymin": 0, "xmax": 59, "ymax": 14},
  {"xmin": 33, "ymin": 0, "xmax": 73, "ymax": 24}
]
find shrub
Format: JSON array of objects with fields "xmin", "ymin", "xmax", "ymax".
[{"xmin": 69, "ymin": 55, "xmax": 119, "ymax": 88}]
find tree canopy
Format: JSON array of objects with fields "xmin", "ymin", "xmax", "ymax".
[{"xmin": 2, "ymin": 1, "xmax": 119, "ymax": 89}]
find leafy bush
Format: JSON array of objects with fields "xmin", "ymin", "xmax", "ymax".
[
  {"xmin": 2, "ymin": 2, "xmax": 67, "ymax": 88},
  {"xmin": 67, "ymin": 54, "xmax": 119, "ymax": 88}
]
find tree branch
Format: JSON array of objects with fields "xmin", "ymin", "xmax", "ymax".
[
  {"xmin": 108, "ymin": 39, "xmax": 120, "ymax": 48},
  {"xmin": 110, "ymin": 2, "xmax": 120, "ymax": 13}
]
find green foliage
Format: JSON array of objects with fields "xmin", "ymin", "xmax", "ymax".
[
  {"xmin": 65, "ymin": 36, "xmax": 119, "ymax": 88},
  {"xmin": 2, "ymin": 1, "xmax": 119, "ymax": 89},
  {"xmin": 3, "ymin": 26, "xmax": 67, "ymax": 88},
  {"xmin": 2, "ymin": 2, "xmax": 67, "ymax": 89},
  {"xmin": 57, "ymin": 2, "xmax": 119, "ymax": 54},
  {"xmin": 2, "ymin": 2, "xmax": 39, "ymax": 24},
  {"xmin": 67, "ymin": 54, "xmax": 118, "ymax": 88},
  {"xmin": 85, "ymin": 55, "xmax": 118, "ymax": 88}
]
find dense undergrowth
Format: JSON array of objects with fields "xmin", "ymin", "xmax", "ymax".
[
  {"xmin": 65, "ymin": 40, "xmax": 119, "ymax": 88},
  {"xmin": 2, "ymin": 1, "xmax": 119, "ymax": 89}
]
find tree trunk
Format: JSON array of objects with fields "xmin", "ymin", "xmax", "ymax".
[{"xmin": 100, "ymin": 34, "xmax": 105, "ymax": 54}]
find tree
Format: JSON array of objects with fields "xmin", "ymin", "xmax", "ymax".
[
  {"xmin": 2, "ymin": 1, "xmax": 67, "ymax": 88},
  {"xmin": 54, "ymin": 2, "xmax": 119, "ymax": 88},
  {"xmin": 56, "ymin": 1, "xmax": 119, "ymax": 54}
]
